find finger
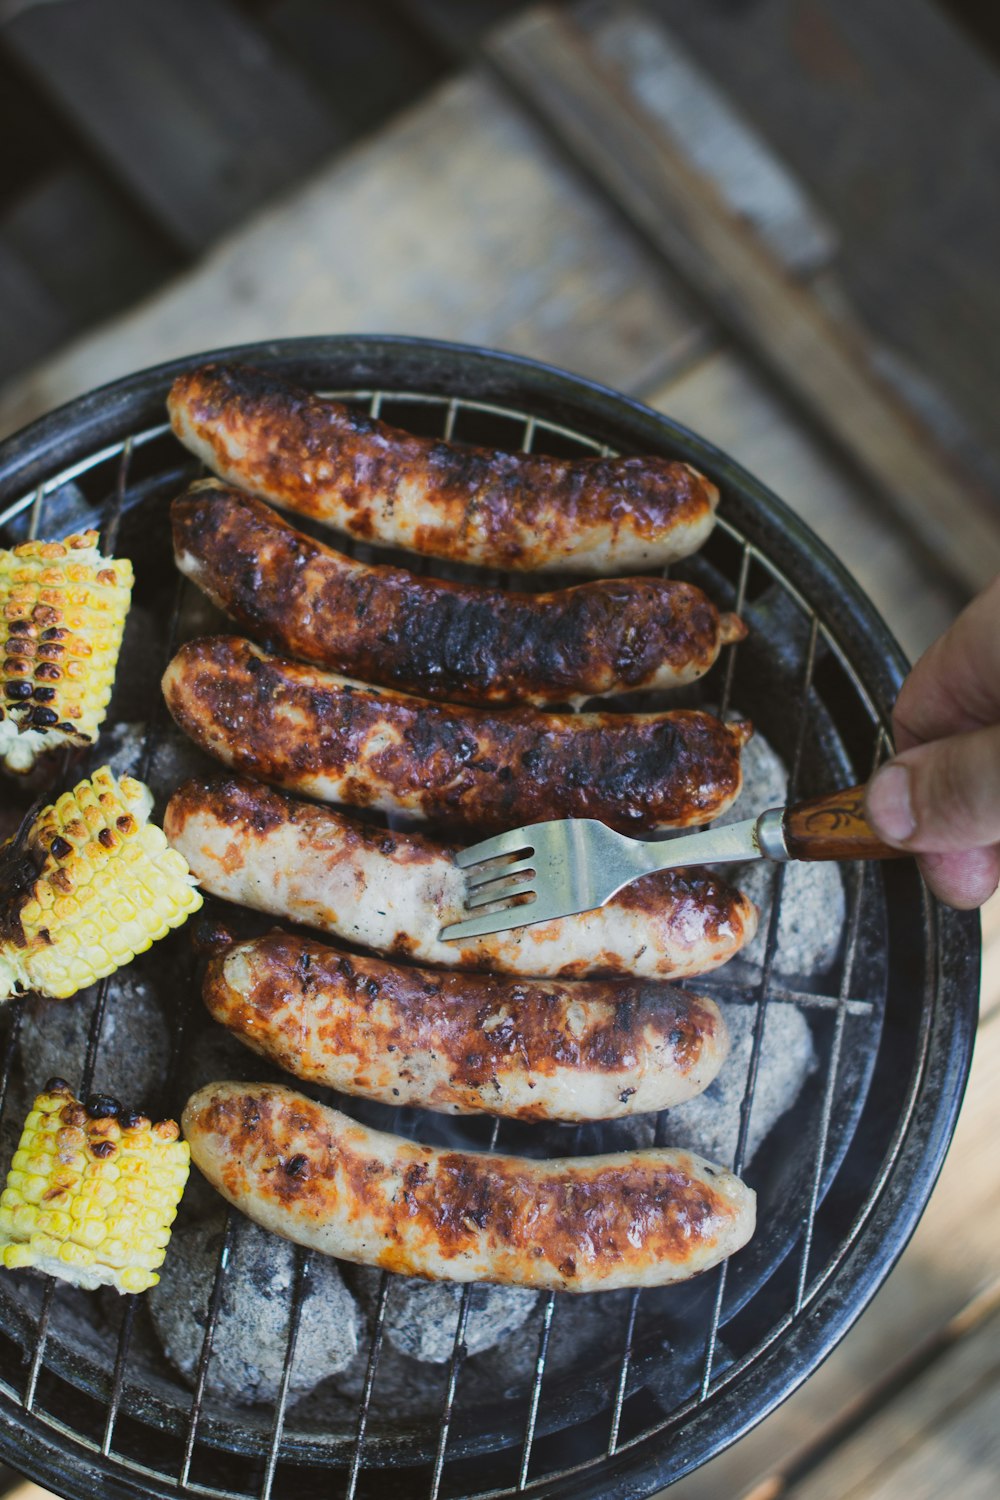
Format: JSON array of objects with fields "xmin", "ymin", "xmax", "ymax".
[
  {"xmin": 916, "ymin": 847, "xmax": 1000, "ymax": 911},
  {"xmin": 865, "ymin": 721, "xmax": 1000, "ymax": 853},
  {"xmin": 892, "ymin": 573, "xmax": 1000, "ymax": 751}
]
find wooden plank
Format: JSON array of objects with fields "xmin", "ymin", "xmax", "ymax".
[
  {"xmin": 262, "ymin": 0, "xmax": 451, "ymax": 138},
  {"xmin": 0, "ymin": 243, "xmax": 69, "ymax": 385},
  {"xmin": 647, "ymin": 0, "xmax": 1000, "ymax": 492},
  {"xmin": 782, "ymin": 1291, "xmax": 1000, "ymax": 1500},
  {"xmin": 666, "ymin": 923, "xmax": 1000, "ymax": 1499},
  {"xmin": 0, "ymin": 68, "xmax": 710, "ymax": 438},
  {"xmin": 486, "ymin": 6, "xmax": 1000, "ymax": 593},
  {"xmin": 2, "ymin": 165, "xmax": 176, "ymax": 330},
  {"xmin": 647, "ymin": 351, "xmax": 959, "ymax": 662},
  {"xmin": 578, "ymin": 0, "xmax": 838, "ymax": 275},
  {"xmin": 2, "ymin": 0, "xmax": 344, "ymax": 252}
]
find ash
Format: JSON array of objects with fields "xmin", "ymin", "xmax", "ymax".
[
  {"xmin": 662, "ymin": 999, "xmax": 816, "ymax": 1166},
  {"xmin": 149, "ymin": 1214, "xmax": 359, "ymax": 1405},
  {"xmin": 721, "ymin": 727, "xmax": 846, "ymax": 976},
  {"xmin": 349, "ymin": 1265, "xmax": 537, "ymax": 1363},
  {"xmin": 1, "ymin": 973, "xmax": 169, "ymax": 1168}
]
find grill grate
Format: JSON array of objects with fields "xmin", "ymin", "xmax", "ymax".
[{"xmin": 0, "ymin": 341, "xmax": 978, "ymax": 1500}]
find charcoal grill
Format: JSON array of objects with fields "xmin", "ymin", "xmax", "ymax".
[{"xmin": 0, "ymin": 336, "xmax": 980, "ymax": 1499}]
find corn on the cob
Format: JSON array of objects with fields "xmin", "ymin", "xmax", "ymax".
[
  {"xmin": 0, "ymin": 531, "xmax": 133, "ymax": 773},
  {"xmin": 0, "ymin": 1081, "xmax": 189, "ymax": 1293},
  {"xmin": 0, "ymin": 766, "xmax": 202, "ymax": 1001}
]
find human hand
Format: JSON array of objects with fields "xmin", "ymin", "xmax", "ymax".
[{"xmin": 865, "ymin": 574, "xmax": 1000, "ymax": 910}]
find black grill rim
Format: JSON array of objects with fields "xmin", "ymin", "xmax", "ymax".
[{"xmin": 0, "ymin": 335, "xmax": 981, "ymax": 1500}]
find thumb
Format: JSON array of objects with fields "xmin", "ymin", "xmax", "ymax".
[{"xmin": 865, "ymin": 722, "xmax": 1000, "ymax": 854}]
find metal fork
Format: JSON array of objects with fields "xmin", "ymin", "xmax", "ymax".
[{"xmin": 439, "ymin": 783, "xmax": 902, "ymax": 941}]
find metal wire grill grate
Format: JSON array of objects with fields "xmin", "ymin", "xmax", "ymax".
[{"xmin": 0, "ymin": 347, "xmax": 973, "ymax": 1500}]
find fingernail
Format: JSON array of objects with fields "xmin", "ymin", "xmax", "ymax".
[{"xmin": 867, "ymin": 764, "xmax": 916, "ymax": 843}]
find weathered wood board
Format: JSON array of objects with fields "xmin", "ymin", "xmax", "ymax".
[
  {"xmin": 652, "ymin": 0, "xmax": 1000, "ymax": 491},
  {"xmin": 1, "ymin": 0, "xmax": 344, "ymax": 253},
  {"xmin": 0, "ymin": 69, "xmax": 708, "ymax": 440},
  {"xmin": 486, "ymin": 4, "xmax": 1000, "ymax": 592}
]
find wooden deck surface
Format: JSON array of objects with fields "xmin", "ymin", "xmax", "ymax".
[{"xmin": 1, "ymin": 8, "xmax": 997, "ymax": 1497}]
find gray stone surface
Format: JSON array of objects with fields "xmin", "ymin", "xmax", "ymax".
[
  {"xmin": 720, "ymin": 725, "xmax": 846, "ymax": 976},
  {"xmin": 149, "ymin": 1215, "xmax": 360, "ymax": 1405},
  {"xmin": 738, "ymin": 857, "xmax": 846, "ymax": 977},
  {"xmin": 664, "ymin": 998, "xmax": 816, "ymax": 1167},
  {"xmin": 717, "ymin": 725, "xmax": 789, "ymax": 825},
  {"xmin": 350, "ymin": 1267, "xmax": 537, "ymax": 1364}
]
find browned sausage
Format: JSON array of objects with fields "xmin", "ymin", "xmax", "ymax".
[
  {"xmin": 162, "ymin": 636, "xmax": 751, "ymax": 834},
  {"xmin": 167, "ymin": 364, "xmax": 720, "ymax": 573},
  {"xmin": 182, "ymin": 1082, "xmax": 756, "ymax": 1291},
  {"xmin": 163, "ymin": 775, "xmax": 757, "ymax": 981},
  {"xmin": 172, "ymin": 482, "xmax": 744, "ymax": 707},
  {"xmin": 204, "ymin": 931, "xmax": 730, "ymax": 1120}
]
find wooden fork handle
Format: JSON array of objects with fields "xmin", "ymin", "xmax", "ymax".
[{"xmin": 782, "ymin": 784, "xmax": 907, "ymax": 861}]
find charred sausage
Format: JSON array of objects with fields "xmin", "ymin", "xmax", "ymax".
[
  {"xmin": 167, "ymin": 364, "xmax": 720, "ymax": 574},
  {"xmin": 204, "ymin": 931, "xmax": 730, "ymax": 1120},
  {"xmin": 173, "ymin": 482, "xmax": 744, "ymax": 707},
  {"xmin": 162, "ymin": 636, "xmax": 751, "ymax": 835},
  {"xmin": 164, "ymin": 776, "xmax": 757, "ymax": 980},
  {"xmin": 182, "ymin": 1082, "xmax": 756, "ymax": 1291}
]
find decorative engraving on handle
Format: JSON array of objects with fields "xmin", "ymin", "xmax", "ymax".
[{"xmin": 783, "ymin": 784, "xmax": 906, "ymax": 862}]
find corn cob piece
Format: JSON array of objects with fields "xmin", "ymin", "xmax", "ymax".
[
  {"xmin": 0, "ymin": 1081, "xmax": 189, "ymax": 1293},
  {"xmin": 0, "ymin": 765, "xmax": 202, "ymax": 1001},
  {"xmin": 0, "ymin": 530, "xmax": 133, "ymax": 773}
]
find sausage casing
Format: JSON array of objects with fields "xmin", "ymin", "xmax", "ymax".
[
  {"xmin": 173, "ymin": 482, "xmax": 744, "ymax": 707},
  {"xmin": 164, "ymin": 776, "xmax": 757, "ymax": 980},
  {"xmin": 205, "ymin": 932, "xmax": 730, "ymax": 1120},
  {"xmin": 182, "ymin": 1083, "xmax": 756, "ymax": 1291},
  {"xmin": 162, "ymin": 636, "xmax": 751, "ymax": 835},
  {"xmin": 167, "ymin": 364, "xmax": 720, "ymax": 574}
]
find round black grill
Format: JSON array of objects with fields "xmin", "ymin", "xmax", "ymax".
[{"xmin": 0, "ymin": 337, "xmax": 980, "ymax": 1500}]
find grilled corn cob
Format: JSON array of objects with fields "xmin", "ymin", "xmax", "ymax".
[
  {"xmin": 0, "ymin": 1081, "xmax": 189, "ymax": 1292},
  {"xmin": 0, "ymin": 765, "xmax": 202, "ymax": 1001},
  {"xmin": 0, "ymin": 531, "xmax": 133, "ymax": 773}
]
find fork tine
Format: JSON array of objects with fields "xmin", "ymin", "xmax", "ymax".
[
  {"xmin": 464, "ymin": 855, "xmax": 537, "ymax": 891},
  {"xmin": 439, "ymin": 889, "xmax": 577, "ymax": 943},
  {"xmin": 454, "ymin": 828, "xmax": 537, "ymax": 869},
  {"xmin": 466, "ymin": 878, "xmax": 537, "ymax": 911}
]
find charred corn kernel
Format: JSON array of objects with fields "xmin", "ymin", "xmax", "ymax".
[
  {"xmin": 0, "ymin": 766, "xmax": 202, "ymax": 1001},
  {"xmin": 0, "ymin": 1083, "xmax": 189, "ymax": 1293},
  {"xmin": 0, "ymin": 531, "xmax": 133, "ymax": 774}
]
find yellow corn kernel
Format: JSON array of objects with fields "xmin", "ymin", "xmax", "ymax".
[
  {"xmin": 1, "ymin": 766, "xmax": 202, "ymax": 1002},
  {"xmin": 0, "ymin": 532, "xmax": 133, "ymax": 774},
  {"xmin": 0, "ymin": 1083, "xmax": 189, "ymax": 1294}
]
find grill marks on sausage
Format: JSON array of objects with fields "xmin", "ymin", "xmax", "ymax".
[
  {"xmin": 186, "ymin": 1086, "xmax": 745, "ymax": 1282},
  {"xmin": 204, "ymin": 932, "xmax": 726, "ymax": 1119},
  {"xmin": 162, "ymin": 636, "xmax": 749, "ymax": 834},
  {"xmin": 162, "ymin": 774, "xmax": 757, "ymax": 981},
  {"xmin": 172, "ymin": 484, "xmax": 740, "ymax": 705},
  {"xmin": 164, "ymin": 774, "xmax": 444, "ymax": 864},
  {"xmin": 167, "ymin": 364, "xmax": 719, "ymax": 572}
]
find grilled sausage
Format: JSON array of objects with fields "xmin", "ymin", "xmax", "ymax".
[
  {"xmin": 204, "ymin": 932, "xmax": 730, "ymax": 1120},
  {"xmin": 182, "ymin": 1082, "xmax": 756, "ymax": 1291},
  {"xmin": 162, "ymin": 636, "xmax": 751, "ymax": 835},
  {"xmin": 164, "ymin": 776, "xmax": 757, "ymax": 980},
  {"xmin": 167, "ymin": 364, "xmax": 720, "ymax": 574},
  {"xmin": 173, "ymin": 482, "xmax": 744, "ymax": 707}
]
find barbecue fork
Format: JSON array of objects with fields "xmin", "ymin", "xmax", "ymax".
[{"xmin": 440, "ymin": 784, "xmax": 903, "ymax": 941}]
